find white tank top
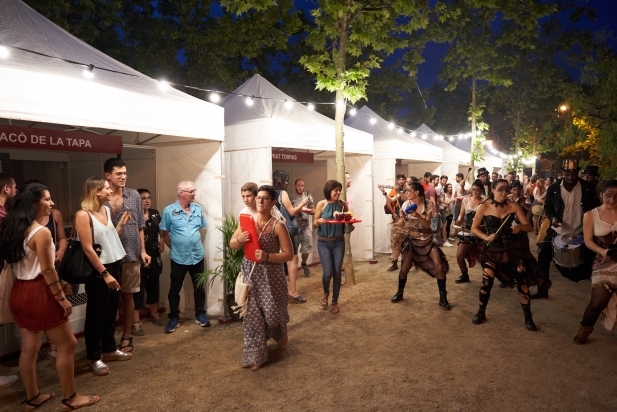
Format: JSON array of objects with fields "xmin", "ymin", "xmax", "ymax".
[
  {"xmin": 592, "ymin": 208, "xmax": 617, "ymax": 237},
  {"xmin": 11, "ymin": 225, "xmax": 54, "ymax": 281},
  {"xmin": 463, "ymin": 196, "xmax": 482, "ymax": 214},
  {"xmin": 78, "ymin": 206, "xmax": 126, "ymax": 264}
]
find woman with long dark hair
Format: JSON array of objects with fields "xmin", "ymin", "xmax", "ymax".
[
  {"xmin": 272, "ymin": 170, "xmax": 311, "ymax": 303},
  {"xmin": 230, "ymin": 185, "xmax": 293, "ymax": 370},
  {"xmin": 391, "ymin": 182, "xmax": 451, "ymax": 309},
  {"xmin": 470, "ymin": 179, "xmax": 550, "ymax": 331},
  {"xmin": 75, "ymin": 177, "xmax": 131, "ymax": 376},
  {"xmin": 453, "ymin": 179, "xmax": 485, "ymax": 284},
  {"xmin": 0, "ymin": 183, "xmax": 100, "ymax": 410},
  {"xmin": 573, "ymin": 180, "xmax": 617, "ymax": 344},
  {"xmin": 313, "ymin": 180, "xmax": 349, "ymax": 314}
]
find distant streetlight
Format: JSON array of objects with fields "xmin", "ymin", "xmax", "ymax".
[{"xmin": 559, "ymin": 105, "xmax": 568, "ymax": 112}]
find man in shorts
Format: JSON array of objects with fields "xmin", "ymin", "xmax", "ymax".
[
  {"xmin": 104, "ymin": 158, "xmax": 150, "ymax": 352},
  {"xmin": 290, "ymin": 179, "xmax": 314, "ymax": 277}
]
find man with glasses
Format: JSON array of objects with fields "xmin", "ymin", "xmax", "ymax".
[
  {"xmin": 160, "ymin": 181, "xmax": 209, "ymax": 333},
  {"xmin": 104, "ymin": 157, "xmax": 150, "ymax": 352}
]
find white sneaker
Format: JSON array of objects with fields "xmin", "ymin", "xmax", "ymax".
[
  {"xmin": 442, "ymin": 241, "xmax": 454, "ymax": 247},
  {"xmin": 0, "ymin": 375, "xmax": 18, "ymax": 389}
]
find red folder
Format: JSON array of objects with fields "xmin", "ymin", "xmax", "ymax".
[{"xmin": 239, "ymin": 214, "xmax": 260, "ymax": 262}]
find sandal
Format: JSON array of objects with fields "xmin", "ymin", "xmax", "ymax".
[
  {"xmin": 22, "ymin": 392, "xmax": 54, "ymax": 410},
  {"xmin": 119, "ymin": 336, "xmax": 133, "ymax": 353},
  {"xmin": 331, "ymin": 302, "xmax": 340, "ymax": 314},
  {"xmin": 61, "ymin": 392, "xmax": 100, "ymax": 411},
  {"xmin": 320, "ymin": 294, "xmax": 329, "ymax": 310},
  {"xmin": 278, "ymin": 334, "xmax": 288, "ymax": 348},
  {"xmin": 88, "ymin": 360, "xmax": 109, "ymax": 376},
  {"xmin": 102, "ymin": 349, "xmax": 132, "ymax": 362},
  {"xmin": 288, "ymin": 294, "xmax": 307, "ymax": 304}
]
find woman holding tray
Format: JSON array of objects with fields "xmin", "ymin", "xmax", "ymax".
[{"xmin": 313, "ymin": 180, "xmax": 349, "ymax": 314}]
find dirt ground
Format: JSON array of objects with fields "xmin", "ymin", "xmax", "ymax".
[{"xmin": 1, "ymin": 233, "xmax": 617, "ymax": 411}]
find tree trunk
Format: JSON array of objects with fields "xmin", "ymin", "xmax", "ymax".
[
  {"xmin": 335, "ymin": 20, "xmax": 355, "ymax": 285},
  {"xmin": 468, "ymin": 74, "xmax": 477, "ymax": 183}
]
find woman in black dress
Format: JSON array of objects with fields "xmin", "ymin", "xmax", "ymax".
[{"xmin": 471, "ymin": 179, "xmax": 551, "ymax": 331}]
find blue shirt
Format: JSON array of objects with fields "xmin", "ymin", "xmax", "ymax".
[{"xmin": 161, "ymin": 201, "xmax": 207, "ymax": 265}]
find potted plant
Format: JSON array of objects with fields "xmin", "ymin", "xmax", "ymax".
[{"xmin": 196, "ymin": 214, "xmax": 244, "ymax": 321}]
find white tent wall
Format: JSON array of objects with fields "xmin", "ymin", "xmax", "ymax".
[
  {"xmin": 407, "ymin": 162, "xmax": 441, "ymax": 179},
  {"xmin": 325, "ymin": 155, "xmax": 374, "ymax": 261},
  {"xmin": 157, "ymin": 142, "xmax": 224, "ymax": 317},
  {"xmin": 373, "ymin": 158, "xmax": 396, "ymax": 254},
  {"xmin": 224, "ymin": 147, "xmax": 273, "ymax": 218}
]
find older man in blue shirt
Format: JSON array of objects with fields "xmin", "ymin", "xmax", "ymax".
[{"xmin": 161, "ymin": 181, "xmax": 209, "ymax": 333}]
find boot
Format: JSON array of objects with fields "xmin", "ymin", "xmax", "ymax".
[
  {"xmin": 455, "ymin": 272, "xmax": 469, "ymax": 284},
  {"xmin": 522, "ymin": 304, "xmax": 536, "ymax": 331},
  {"xmin": 387, "ymin": 260, "xmax": 398, "ymax": 272},
  {"xmin": 573, "ymin": 325, "xmax": 594, "ymax": 344},
  {"xmin": 391, "ymin": 277, "xmax": 406, "ymax": 303},
  {"xmin": 530, "ymin": 289, "xmax": 549, "ymax": 299},
  {"xmin": 437, "ymin": 279, "xmax": 451, "ymax": 310},
  {"xmin": 472, "ymin": 306, "xmax": 486, "ymax": 324}
]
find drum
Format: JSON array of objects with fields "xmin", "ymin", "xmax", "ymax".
[{"xmin": 552, "ymin": 233, "xmax": 584, "ymax": 268}]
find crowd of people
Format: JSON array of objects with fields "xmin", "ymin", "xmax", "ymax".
[{"xmin": 0, "ymin": 157, "xmax": 615, "ymax": 403}]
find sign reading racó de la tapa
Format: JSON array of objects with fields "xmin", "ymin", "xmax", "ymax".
[{"xmin": 0, "ymin": 125, "xmax": 123, "ymax": 154}]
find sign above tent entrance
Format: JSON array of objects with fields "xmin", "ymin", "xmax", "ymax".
[
  {"xmin": 272, "ymin": 150, "xmax": 314, "ymax": 164},
  {"xmin": 0, "ymin": 125, "xmax": 123, "ymax": 154}
]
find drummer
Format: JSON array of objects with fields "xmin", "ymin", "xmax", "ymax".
[
  {"xmin": 533, "ymin": 159, "xmax": 599, "ymax": 299},
  {"xmin": 453, "ymin": 179, "xmax": 485, "ymax": 284}
]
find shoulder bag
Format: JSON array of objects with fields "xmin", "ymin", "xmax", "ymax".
[{"xmin": 58, "ymin": 212, "xmax": 102, "ymax": 284}]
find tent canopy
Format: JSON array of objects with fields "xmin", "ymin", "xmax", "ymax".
[
  {"xmin": 345, "ymin": 106, "xmax": 442, "ymax": 162},
  {"xmin": 415, "ymin": 124, "xmax": 470, "ymax": 165},
  {"xmin": 0, "ymin": 0, "xmax": 224, "ymax": 144},
  {"xmin": 220, "ymin": 75, "xmax": 373, "ymax": 154},
  {"xmin": 448, "ymin": 136, "xmax": 504, "ymax": 173}
]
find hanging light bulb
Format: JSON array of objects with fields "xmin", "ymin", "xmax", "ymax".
[
  {"xmin": 370, "ymin": 117, "xmax": 377, "ymax": 125},
  {"xmin": 158, "ymin": 80, "xmax": 169, "ymax": 91},
  {"xmin": 336, "ymin": 101, "xmax": 346, "ymax": 109},
  {"xmin": 421, "ymin": 134, "xmax": 427, "ymax": 140},
  {"xmin": 307, "ymin": 103, "xmax": 315, "ymax": 111},
  {"xmin": 349, "ymin": 107, "xmax": 357, "ymax": 116},
  {"xmin": 388, "ymin": 122, "xmax": 395, "ymax": 129},
  {"xmin": 397, "ymin": 127, "xmax": 403, "ymax": 134},
  {"xmin": 284, "ymin": 99, "xmax": 293, "ymax": 109},
  {"xmin": 0, "ymin": 44, "xmax": 10, "ymax": 59},
  {"xmin": 246, "ymin": 96, "xmax": 254, "ymax": 106},
  {"xmin": 410, "ymin": 132, "xmax": 417, "ymax": 138},
  {"xmin": 83, "ymin": 64, "xmax": 94, "ymax": 79},
  {"xmin": 449, "ymin": 136, "xmax": 454, "ymax": 142},
  {"xmin": 209, "ymin": 92, "xmax": 220, "ymax": 103},
  {"xmin": 433, "ymin": 134, "xmax": 438, "ymax": 141}
]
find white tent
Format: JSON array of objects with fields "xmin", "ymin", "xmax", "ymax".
[
  {"xmin": 414, "ymin": 124, "xmax": 471, "ymax": 180},
  {"xmin": 345, "ymin": 106, "xmax": 443, "ymax": 254},
  {"xmin": 221, "ymin": 74, "xmax": 374, "ymax": 261},
  {"xmin": 0, "ymin": 0, "xmax": 225, "ymax": 353},
  {"xmin": 448, "ymin": 135, "xmax": 505, "ymax": 175}
]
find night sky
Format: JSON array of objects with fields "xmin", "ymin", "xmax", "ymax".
[{"xmin": 295, "ymin": 0, "xmax": 617, "ymax": 89}]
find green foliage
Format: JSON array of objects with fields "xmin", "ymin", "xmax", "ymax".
[{"xmin": 195, "ymin": 214, "xmax": 243, "ymax": 294}]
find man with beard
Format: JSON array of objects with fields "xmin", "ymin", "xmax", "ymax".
[
  {"xmin": 582, "ymin": 165, "xmax": 600, "ymax": 189},
  {"xmin": 379, "ymin": 174, "xmax": 408, "ymax": 271},
  {"xmin": 477, "ymin": 167, "xmax": 491, "ymax": 198},
  {"xmin": 532, "ymin": 160, "xmax": 600, "ymax": 299}
]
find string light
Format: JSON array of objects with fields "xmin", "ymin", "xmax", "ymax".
[
  {"xmin": 370, "ymin": 117, "xmax": 377, "ymax": 125},
  {"xmin": 284, "ymin": 99, "xmax": 293, "ymax": 109},
  {"xmin": 387, "ymin": 122, "xmax": 395, "ymax": 129},
  {"xmin": 397, "ymin": 127, "xmax": 403, "ymax": 134},
  {"xmin": 410, "ymin": 132, "xmax": 417, "ymax": 138},
  {"xmin": 209, "ymin": 92, "xmax": 220, "ymax": 103},
  {"xmin": 83, "ymin": 64, "xmax": 94, "ymax": 79},
  {"xmin": 421, "ymin": 134, "xmax": 427, "ymax": 140},
  {"xmin": 336, "ymin": 101, "xmax": 346, "ymax": 109},
  {"xmin": 0, "ymin": 44, "xmax": 9, "ymax": 59},
  {"xmin": 158, "ymin": 80, "xmax": 170, "ymax": 91},
  {"xmin": 349, "ymin": 107, "xmax": 357, "ymax": 116},
  {"xmin": 245, "ymin": 96, "xmax": 254, "ymax": 106},
  {"xmin": 307, "ymin": 103, "xmax": 315, "ymax": 111}
]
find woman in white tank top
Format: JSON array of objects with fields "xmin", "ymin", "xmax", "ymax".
[
  {"xmin": 0, "ymin": 182, "xmax": 100, "ymax": 410},
  {"xmin": 574, "ymin": 180, "xmax": 617, "ymax": 344},
  {"xmin": 74, "ymin": 177, "xmax": 130, "ymax": 376}
]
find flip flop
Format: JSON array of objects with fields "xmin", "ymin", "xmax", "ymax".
[
  {"xmin": 288, "ymin": 294, "xmax": 306, "ymax": 303},
  {"xmin": 21, "ymin": 392, "xmax": 55, "ymax": 410}
]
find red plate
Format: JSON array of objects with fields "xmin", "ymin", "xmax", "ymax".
[{"xmin": 322, "ymin": 219, "xmax": 362, "ymax": 224}]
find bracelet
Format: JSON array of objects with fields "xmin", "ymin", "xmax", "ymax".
[
  {"xmin": 56, "ymin": 297, "xmax": 66, "ymax": 302},
  {"xmin": 47, "ymin": 280, "xmax": 60, "ymax": 287},
  {"xmin": 54, "ymin": 289, "xmax": 64, "ymax": 296},
  {"xmin": 101, "ymin": 269, "xmax": 109, "ymax": 276}
]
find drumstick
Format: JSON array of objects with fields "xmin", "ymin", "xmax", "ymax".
[{"xmin": 600, "ymin": 236, "xmax": 617, "ymax": 264}]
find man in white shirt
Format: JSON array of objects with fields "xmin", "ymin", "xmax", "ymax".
[
  {"xmin": 239, "ymin": 182, "xmax": 284, "ymax": 222},
  {"xmin": 290, "ymin": 179, "xmax": 314, "ymax": 277}
]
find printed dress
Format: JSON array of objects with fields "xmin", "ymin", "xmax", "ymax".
[
  {"xmin": 480, "ymin": 213, "xmax": 551, "ymax": 290},
  {"xmin": 241, "ymin": 228, "xmax": 289, "ymax": 368},
  {"xmin": 590, "ymin": 208, "xmax": 617, "ymax": 331}
]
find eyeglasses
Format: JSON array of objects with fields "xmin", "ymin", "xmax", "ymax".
[
  {"xmin": 495, "ymin": 187, "xmax": 509, "ymax": 192},
  {"xmin": 256, "ymin": 196, "xmax": 272, "ymax": 202},
  {"xmin": 141, "ymin": 196, "xmax": 152, "ymax": 201},
  {"xmin": 181, "ymin": 189, "xmax": 197, "ymax": 194}
]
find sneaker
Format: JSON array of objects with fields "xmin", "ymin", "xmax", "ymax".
[
  {"xmin": 442, "ymin": 241, "xmax": 454, "ymax": 247},
  {"xmin": 46, "ymin": 350, "xmax": 57, "ymax": 361},
  {"xmin": 0, "ymin": 375, "xmax": 18, "ymax": 389},
  {"xmin": 448, "ymin": 237, "xmax": 456, "ymax": 241},
  {"xmin": 301, "ymin": 263, "xmax": 310, "ymax": 277},
  {"xmin": 131, "ymin": 322, "xmax": 145, "ymax": 336},
  {"xmin": 195, "ymin": 314, "xmax": 211, "ymax": 327},
  {"xmin": 151, "ymin": 313, "xmax": 164, "ymax": 326},
  {"xmin": 165, "ymin": 318, "xmax": 179, "ymax": 333}
]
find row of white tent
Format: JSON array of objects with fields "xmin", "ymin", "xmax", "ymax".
[{"xmin": 0, "ymin": 0, "xmax": 503, "ymax": 349}]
